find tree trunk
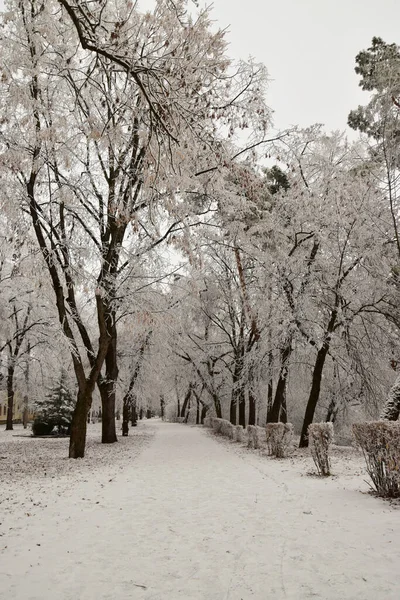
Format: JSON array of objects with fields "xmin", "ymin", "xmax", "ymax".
[
  {"xmin": 380, "ymin": 374, "xmax": 400, "ymax": 421},
  {"xmin": 160, "ymin": 395, "xmax": 165, "ymax": 420},
  {"xmin": 280, "ymin": 390, "xmax": 287, "ymax": 423},
  {"xmin": 267, "ymin": 349, "xmax": 274, "ymax": 422},
  {"xmin": 248, "ymin": 387, "xmax": 256, "ymax": 426},
  {"xmin": 69, "ymin": 389, "xmax": 90, "ymax": 458},
  {"xmin": 230, "ymin": 398, "xmax": 237, "ymax": 425},
  {"xmin": 180, "ymin": 384, "xmax": 192, "ymax": 418},
  {"xmin": 6, "ymin": 364, "xmax": 15, "ymax": 431},
  {"xmin": 201, "ymin": 404, "xmax": 208, "ymax": 424},
  {"xmin": 122, "ymin": 400, "xmax": 129, "ymax": 436},
  {"xmin": 213, "ymin": 393, "xmax": 222, "ymax": 419},
  {"xmin": 268, "ymin": 343, "xmax": 292, "ymax": 423},
  {"xmin": 99, "ymin": 380, "xmax": 118, "ymax": 444},
  {"xmin": 299, "ymin": 345, "xmax": 330, "ymax": 448},
  {"xmin": 131, "ymin": 401, "xmax": 137, "ymax": 426},
  {"xmin": 98, "ymin": 321, "xmax": 118, "ymax": 443},
  {"xmin": 238, "ymin": 387, "xmax": 245, "ymax": 427}
]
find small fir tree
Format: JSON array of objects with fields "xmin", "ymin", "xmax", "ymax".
[{"xmin": 34, "ymin": 371, "xmax": 76, "ymax": 434}]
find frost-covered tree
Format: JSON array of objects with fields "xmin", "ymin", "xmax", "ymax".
[
  {"xmin": 349, "ymin": 37, "xmax": 400, "ymax": 421},
  {"xmin": 0, "ymin": 0, "xmax": 271, "ymax": 457}
]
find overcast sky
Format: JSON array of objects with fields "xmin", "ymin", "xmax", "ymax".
[
  {"xmin": 210, "ymin": 0, "xmax": 400, "ymax": 134},
  {"xmin": 1, "ymin": 0, "xmax": 399, "ymax": 134}
]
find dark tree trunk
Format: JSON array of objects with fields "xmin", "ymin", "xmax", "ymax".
[
  {"xmin": 238, "ymin": 387, "xmax": 245, "ymax": 427},
  {"xmin": 69, "ymin": 390, "xmax": 90, "ymax": 458},
  {"xmin": 267, "ymin": 350, "xmax": 274, "ymax": 420},
  {"xmin": 139, "ymin": 407, "xmax": 143, "ymax": 419},
  {"xmin": 196, "ymin": 397, "xmax": 200, "ymax": 424},
  {"xmin": 98, "ymin": 320, "xmax": 118, "ymax": 444},
  {"xmin": 131, "ymin": 401, "xmax": 137, "ymax": 426},
  {"xmin": 6, "ymin": 365, "xmax": 15, "ymax": 431},
  {"xmin": 267, "ymin": 343, "xmax": 292, "ymax": 423},
  {"xmin": 230, "ymin": 399, "xmax": 237, "ymax": 425},
  {"xmin": 160, "ymin": 395, "xmax": 165, "ymax": 420},
  {"xmin": 213, "ymin": 393, "xmax": 222, "ymax": 419},
  {"xmin": 299, "ymin": 345, "xmax": 330, "ymax": 448},
  {"xmin": 230, "ymin": 360, "xmax": 241, "ymax": 425},
  {"xmin": 280, "ymin": 390, "xmax": 287, "ymax": 423},
  {"xmin": 299, "ymin": 308, "xmax": 337, "ymax": 448},
  {"xmin": 180, "ymin": 384, "xmax": 192, "ymax": 418},
  {"xmin": 201, "ymin": 404, "xmax": 208, "ymax": 424},
  {"xmin": 248, "ymin": 388, "xmax": 256, "ymax": 426},
  {"xmin": 146, "ymin": 409, "xmax": 151, "ymax": 419},
  {"xmin": 99, "ymin": 381, "xmax": 118, "ymax": 444},
  {"xmin": 122, "ymin": 400, "xmax": 129, "ymax": 436}
]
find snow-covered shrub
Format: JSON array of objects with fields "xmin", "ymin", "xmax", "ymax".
[
  {"xmin": 175, "ymin": 417, "xmax": 185, "ymax": 424},
  {"xmin": 212, "ymin": 417, "xmax": 223, "ymax": 434},
  {"xmin": 32, "ymin": 419, "xmax": 55, "ymax": 436},
  {"xmin": 353, "ymin": 421, "xmax": 400, "ymax": 498},
  {"xmin": 221, "ymin": 419, "xmax": 234, "ymax": 438},
  {"xmin": 247, "ymin": 425, "xmax": 264, "ymax": 449},
  {"xmin": 265, "ymin": 423, "xmax": 293, "ymax": 458},
  {"xmin": 203, "ymin": 416, "xmax": 212, "ymax": 427},
  {"xmin": 308, "ymin": 423, "xmax": 334, "ymax": 476},
  {"xmin": 234, "ymin": 425, "xmax": 245, "ymax": 443}
]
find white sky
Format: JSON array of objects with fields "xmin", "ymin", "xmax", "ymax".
[
  {"xmin": 210, "ymin": 0, "xmax": 400, "ymax": 134},
  {"xmin": 1, "ymin": 0, "xmax": 399, "ymax": 133}
]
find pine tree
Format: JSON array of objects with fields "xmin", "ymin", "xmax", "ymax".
[{"xmin": 34, "ymin": 372, "xmax": 76, "ymax": 434}]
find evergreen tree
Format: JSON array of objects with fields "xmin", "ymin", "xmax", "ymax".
[{"xmin": 34, "ymin": 372, "xmax": 76, "ymax": 434}]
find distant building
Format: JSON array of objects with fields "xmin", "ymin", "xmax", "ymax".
[{"xmin": 0, "ymin": 391, "xmax": 34, "ymax": 425}]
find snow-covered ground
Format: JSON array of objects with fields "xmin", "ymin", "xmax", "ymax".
[{"xmin": 1, "ymin": 420, "xmax": 399, "ymax": 599}]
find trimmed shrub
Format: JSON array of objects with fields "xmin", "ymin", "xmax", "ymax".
[
  {"xmin": 220, "ymin": 419, "xmax": 234, "ymax": 438},
  {"xmin": 247, "ymin": 425, "xmax": 264, "ymax": 449},
  {"xmin": 32, "ymin": 419, "xmax": 54, "ymax": 436},
  {"xmin": 234, "ymin": 425, "xmax": 245, "ymax": 443},
  {"xmin": 266, "ymin": 423, "xmax": 293, "ymax": 458},
  {"xmin": 353, "ymin": 421, "xmax": 400, "ymax": 498},
  {"xmin": 203, "ymin": 416, "xmax": 212, "ymax": 427},
  {"xmin": 212, "ymin": 418, "xmax": 223, "ymax": 434},
  {"xmin": 308, "ymin": 423, "xmax": 334, "ymax": 476}
]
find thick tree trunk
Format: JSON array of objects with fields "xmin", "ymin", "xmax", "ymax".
[
  {"xmin": 98, "ymin": 322, "xmax": 118, "ymax": 443},
  {"xmin": 268, "ymin": 343, "xmax": 292, "ymax": 423},
  {"xmin": 201, "ymin": 404, "xmax": 208, "ymax": 424},
  {"xmin": 6, "ymin": 365, "xmax": 15, "ymax": 431},
  {"xmin": 280, "ymin": 390, "xmax": 287, "ymax": 423},
  {"xmin": 69, "ymin": 389, "xmax": 91, "ymax": 458},
  {"xmin": 230, "ymin": 399, "xmax": 237, "ymax": 425},
  {"xmin": 180, "ymin": 384, "xmax": 192, "ymax": 418},
  {"xmin": 238, "ymin": 387, "xmax": 245, "ymax": 427},
  {"xmin": 99, "ymin": 380, "xmax": 118, "ymax": 444},
  {"xmin": 380, "ymin": 374, "xmax": 400, "ymax": 421},
  {"xmin": 299, "ymin": 345, "xmax": 330, "ymax": 448}
]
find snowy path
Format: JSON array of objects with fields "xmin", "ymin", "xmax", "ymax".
[{"xmin": 1, "ymin": 421, "xmax": 399, "ymax": 600}]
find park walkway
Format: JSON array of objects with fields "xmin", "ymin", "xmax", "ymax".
[{"xmin": 1, "ymin": 421, "xmax": 399, "ymax": 599}]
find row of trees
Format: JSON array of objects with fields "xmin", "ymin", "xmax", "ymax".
[{"xmin": 0, "ymin": 1, "xmax": 399, "ymax": 456}]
